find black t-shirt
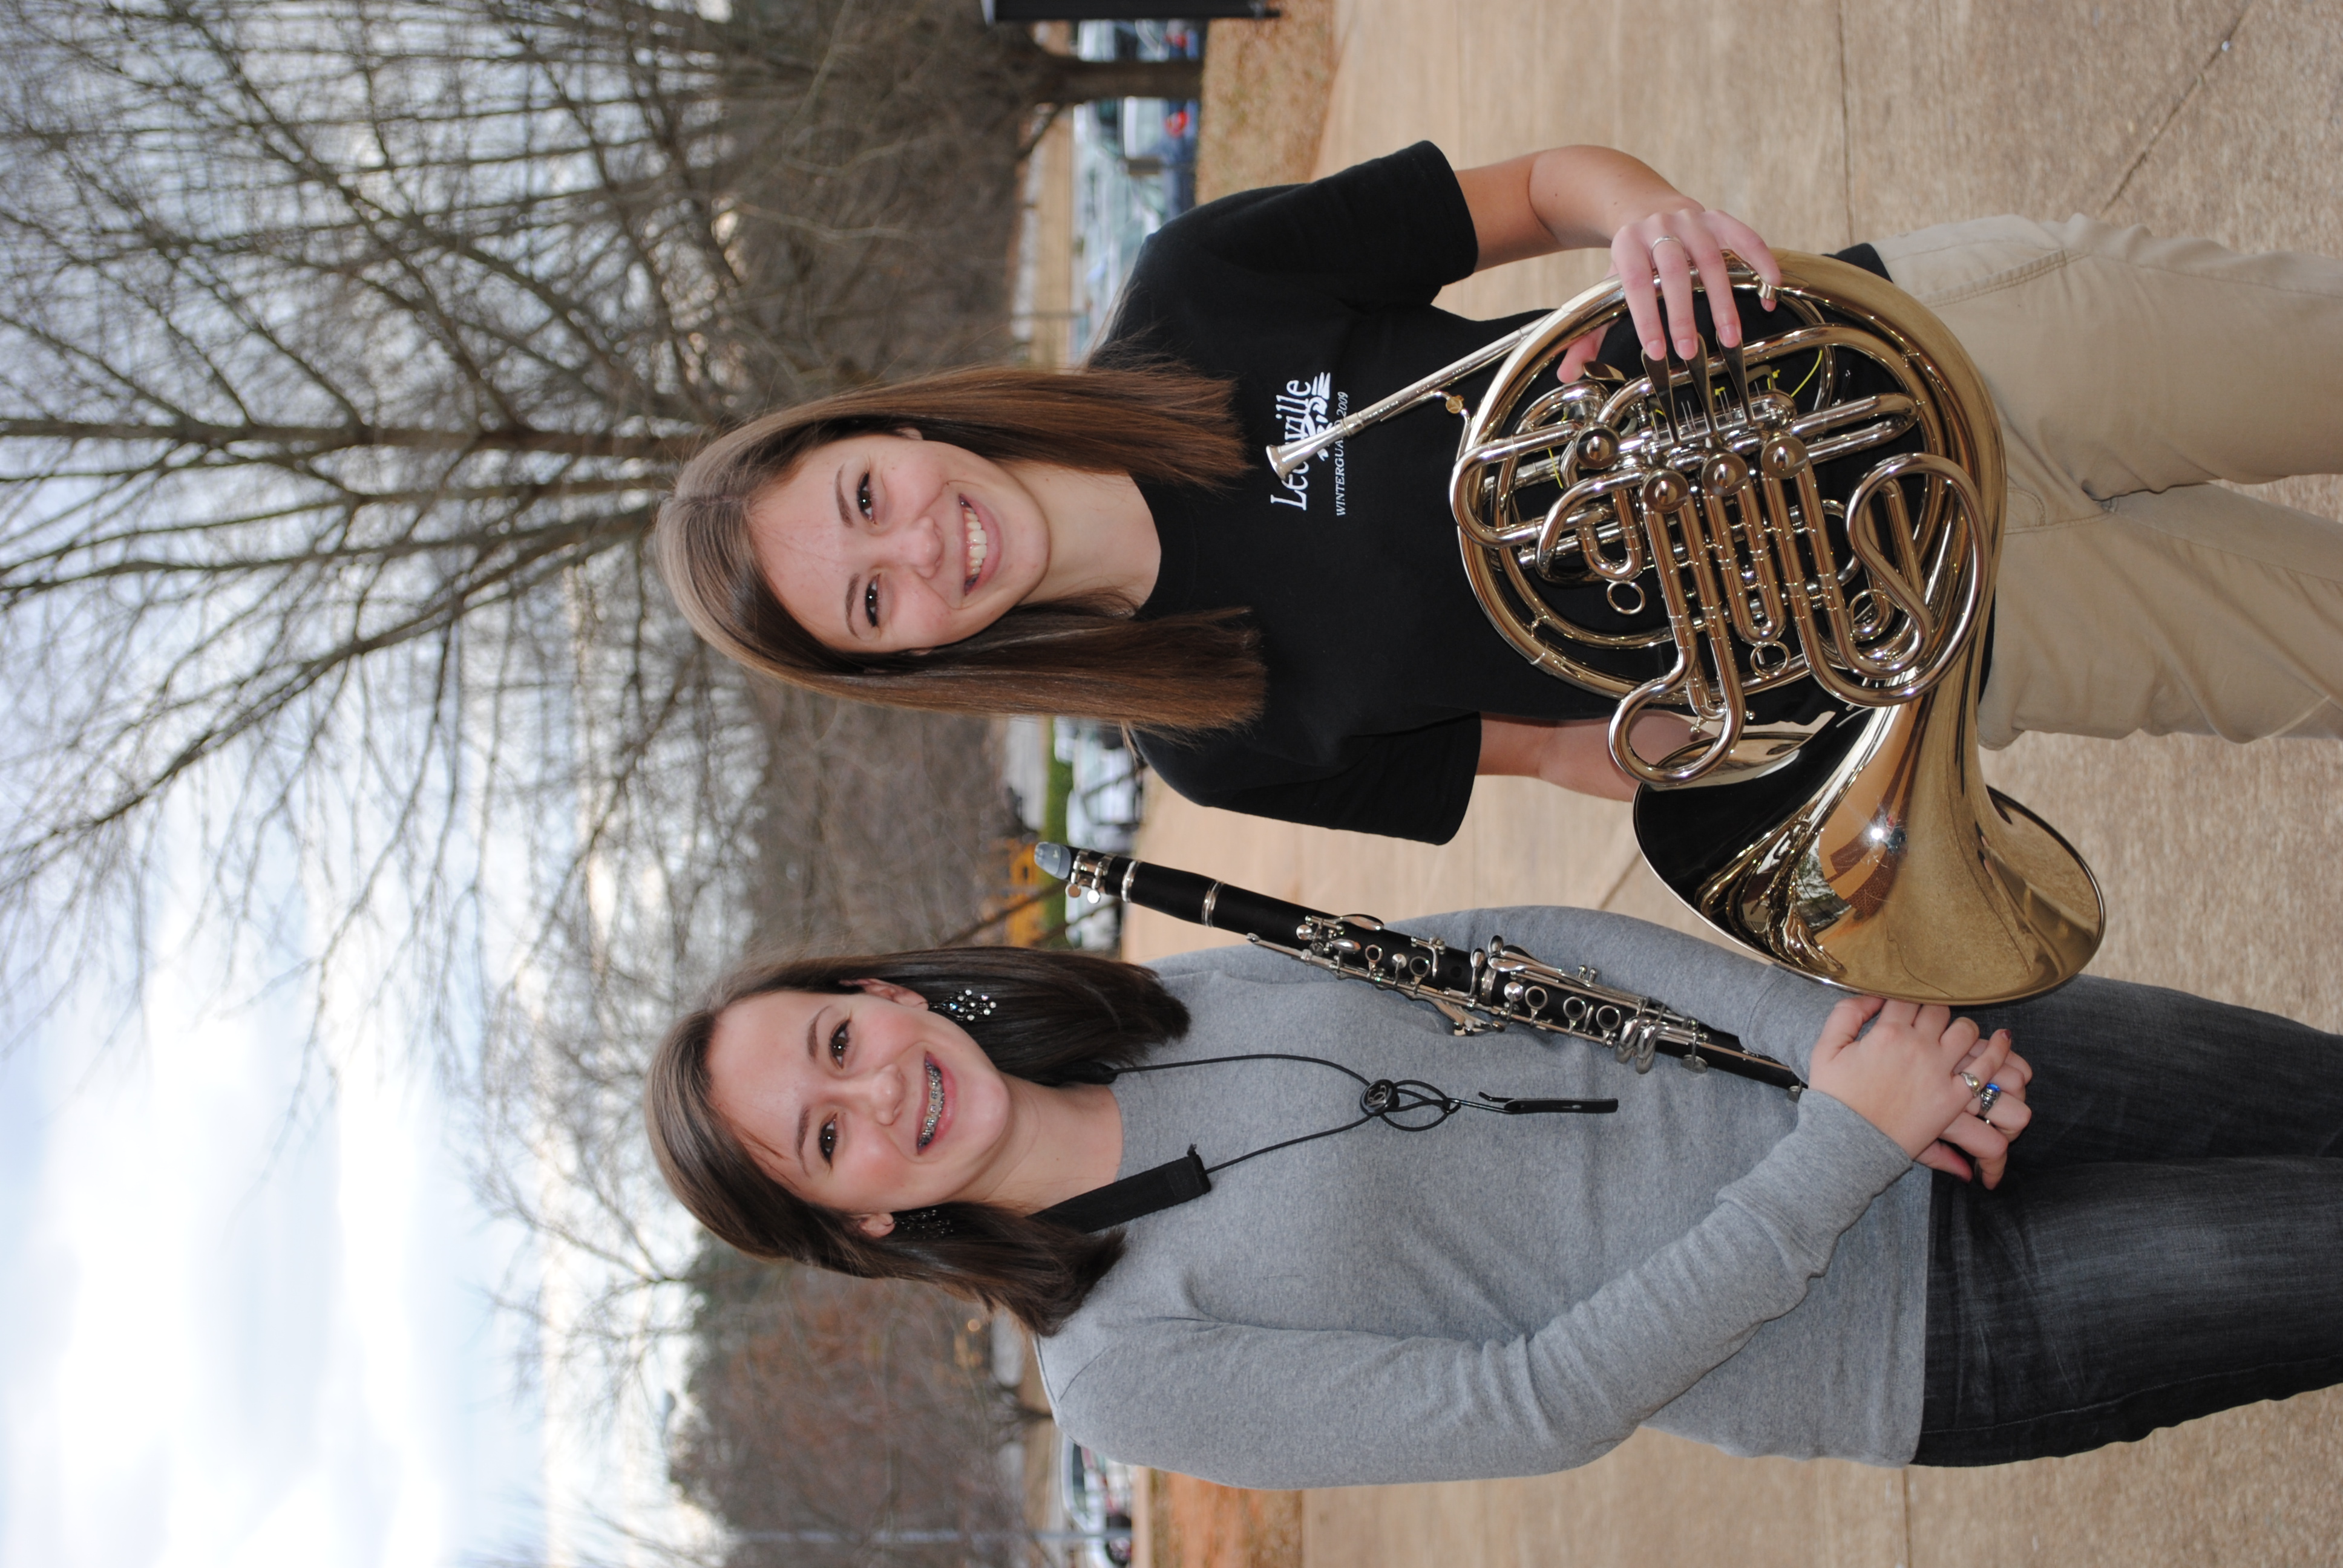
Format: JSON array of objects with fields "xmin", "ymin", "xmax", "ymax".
[{"xmin": 1109, "ymin": 142, "xmax": 1890, "ymax": 844}]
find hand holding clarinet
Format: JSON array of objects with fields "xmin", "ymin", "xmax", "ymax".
[{"xmin": 1038, "ymin": 843, "xmax": 2032, "ymax": 1181}]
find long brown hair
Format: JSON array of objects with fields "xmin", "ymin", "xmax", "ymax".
[
  {"xmin": 654, "ymin": 362, "xmax": 1266, "ymax": 734},
  {"xmin": 645, "ymin": 945, "xmax": 1190, "ymax": 1334}
]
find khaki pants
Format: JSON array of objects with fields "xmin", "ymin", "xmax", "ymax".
[{"xmin": 1872, "ymin": 215, "xmax": 2343, "ymax": 746}]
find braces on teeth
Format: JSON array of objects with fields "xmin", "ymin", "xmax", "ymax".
[{"xmin": 920, "ymin": 1059, "xmax": 944, "ymax": 1146}]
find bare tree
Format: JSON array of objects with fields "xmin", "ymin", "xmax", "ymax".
[
  {"xmin": 0, "ymin": 5, "xmax": 1145, "ymax": 1549},
  {"xmin": 0, "ymin": 0, "xmax": 1063, "ymax": 1051}
]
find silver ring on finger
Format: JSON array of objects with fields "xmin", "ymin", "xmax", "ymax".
[
  {"xmin": 1648, "ymin": 234, "xmax": 1686, "ymax": 265},
  {"xmin": 1976, "ymin": 1083, "xmax": 2003, "ymax": 1117},
  {"xmin": 1959, "ymin": 1071, "xmax": 1984, "ymax": 1097}
]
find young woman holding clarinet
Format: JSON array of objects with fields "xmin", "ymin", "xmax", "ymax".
[{"xmin": 646, "ymin": 852, "xmax": 2343, "ymax": 1482}]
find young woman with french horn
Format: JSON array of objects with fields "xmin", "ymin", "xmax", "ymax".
[
  {"xmin": 656, "ymin": 140, "xmax": 2343, "ymax": 841},
  {"xmin": 644, "ymin": 896, "xmax": 2343, "ymax": 1479}
]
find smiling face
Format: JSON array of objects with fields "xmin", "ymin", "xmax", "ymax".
[
  {"xmin": 703, "ymin": 980, "xmax": 1018, "ymax": 1234},
  {"xmin": 746, "ymin": 431, "xmax": 1054, "ymax": 655}
]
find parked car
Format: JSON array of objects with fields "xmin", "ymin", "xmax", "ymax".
[{"xmin": 1058, "ymin": 1432, "xmax": 1136, "ymax": 1568}]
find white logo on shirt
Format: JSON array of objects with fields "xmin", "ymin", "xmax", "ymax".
[{"xmin": 1270, "ymin": 373, "xmax": 1344, "ymax": 513}]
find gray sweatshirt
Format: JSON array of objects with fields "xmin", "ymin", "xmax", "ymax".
[{"xmin": 1034, "ymin": 906, "xmax": 1932, "ymax": 1488}]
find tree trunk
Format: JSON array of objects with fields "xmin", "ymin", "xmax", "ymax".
[
  {"xmin": 1, "ymin": 418, "xmax": 697, "ymax": 463},
  {"xmin": 1027, "ymin": 56, "xmax": 1201, "ymax": 105}
]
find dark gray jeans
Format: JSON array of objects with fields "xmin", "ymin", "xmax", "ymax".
[{"xmin": 1913, "ymin": 975, "xmax": 2343, "ymax": 1466}]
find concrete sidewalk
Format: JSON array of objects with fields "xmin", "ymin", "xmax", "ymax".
[{"xmin": 1133, "ymin": 3, "xmax": 2343, "ymax": 1563}]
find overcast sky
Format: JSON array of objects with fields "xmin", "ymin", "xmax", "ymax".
[{"xmin": 0, "ymin": 833, "xmax": 552, "ymax": 1567}]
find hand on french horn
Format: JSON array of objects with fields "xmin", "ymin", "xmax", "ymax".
[{"xmin": 1557, "ymin": 206, "xmax": 1785, "ymax": 382}]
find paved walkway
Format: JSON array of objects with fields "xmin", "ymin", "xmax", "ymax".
[{"xmin": 1135, "ymin": 4, "xmax": 2343, "ymax": 1563}]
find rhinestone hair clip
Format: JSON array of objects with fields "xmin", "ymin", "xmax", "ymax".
[{"xmin": 940, "ymin": 988, "xmax": 997, "ymax": 1023}]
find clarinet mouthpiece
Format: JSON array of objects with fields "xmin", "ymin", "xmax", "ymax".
[{"xmin": 1033, "ymin": 841, "xmax": 1073, "ymax": 881}]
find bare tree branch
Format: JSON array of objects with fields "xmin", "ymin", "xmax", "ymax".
[
  {"xmin": 0, "ymin": 3, "xmax": 1118, "ymax": 1546},
  {"xmin": 0, "ymin": 417, "xmax": 698, "ymax": 458}
]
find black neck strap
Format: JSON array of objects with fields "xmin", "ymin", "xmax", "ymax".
[
  {"xmin": 1024, "ymin": 1053, "xmax": 1616, "ymax": 1234},
  {"xmin": 1032, "ymin": 1148, "xmax": 1212, "ymax": 1232}
]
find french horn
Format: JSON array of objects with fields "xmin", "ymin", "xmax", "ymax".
[{"xmin": 1268, "ymin": 252, "xmax": 2103, "ymax": 1004}]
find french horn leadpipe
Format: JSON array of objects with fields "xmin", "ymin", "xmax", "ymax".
[
  {"xmin": 1034, "ymin": 841, "xmax": 1804, "ymax": 1096},
  {"xmin": 1263, "ymin": 253, "xmax": 2103, "ymax": 1005}
]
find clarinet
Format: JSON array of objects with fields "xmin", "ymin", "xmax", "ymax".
[{"xmin": 1034, "ymin": 843, "xmax": 1804, "ymax": 1097}]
